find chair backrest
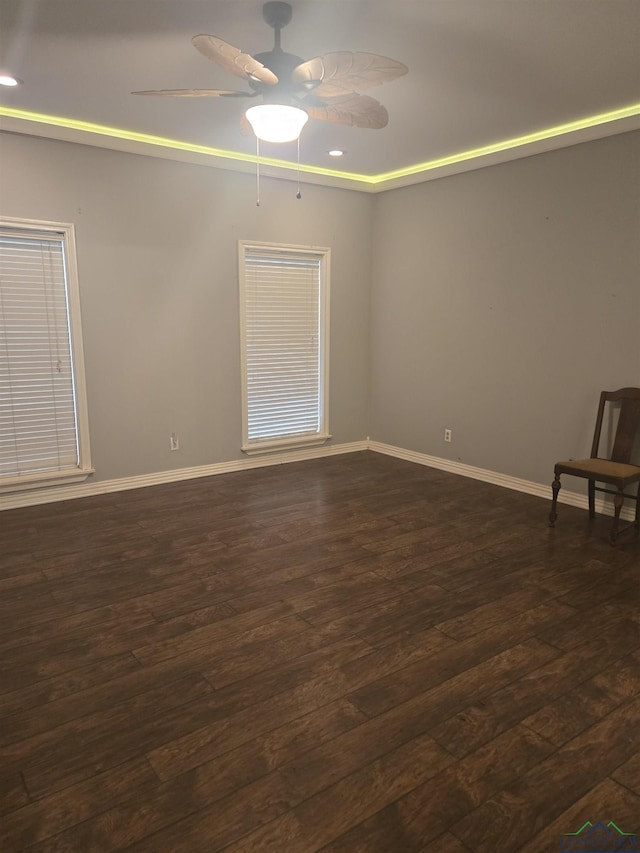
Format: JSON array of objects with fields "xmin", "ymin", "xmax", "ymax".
[{"xmin": 591, "ymin": 387, "xmax": 640, "ymax": 463}]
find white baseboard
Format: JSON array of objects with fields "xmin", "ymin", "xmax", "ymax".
[
  {"xmin": 0, "ymin": 440, "xmax": 368, "ymax": 510},
  {"xmin": 2, "ymin": 437, "xmax": 634, "ymax": 523},
  {"xmin": 368, "ymin": 440, "xmax": 636, "ymax": 522}
]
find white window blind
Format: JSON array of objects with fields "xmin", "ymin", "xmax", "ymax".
[
  {"xmin": 0, "ymin": 220, "xmax": 92, "ymax": 490},
  {"xmin": 240, "ymin": 242, "xmax": 330, "ymax": 452}
]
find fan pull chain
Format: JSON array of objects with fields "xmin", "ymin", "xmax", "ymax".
[
  {"xmin": 296, "ymin": 136, "xmax": 302, "ymax": 199},
  {"xmin": 256, "ymin": 136, "xmax": 261, "ymax": 207}
]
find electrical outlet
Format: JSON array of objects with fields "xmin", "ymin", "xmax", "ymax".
[
  {"xmin": 169, "ymin": 432, "xmax": 179, "ymax": 451},
  {"xmin": 444, "ymin": 428, "xmax": 452, "ymax": 443}
]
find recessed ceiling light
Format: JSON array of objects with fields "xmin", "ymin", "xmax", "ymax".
[
  {"xmin": 0, "ymin": 75, "xmax": 22, "ymax": 87},
  {"xmin": 328, "ymin": 149, "xmax": 345, "ymax": 157}
]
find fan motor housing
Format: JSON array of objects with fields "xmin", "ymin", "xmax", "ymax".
[{"xmin": 251, "ymin": 50, "xmax": 306, "ymax": 99}]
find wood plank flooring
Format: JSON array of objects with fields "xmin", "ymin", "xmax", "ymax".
[{"xmin": 1, "ymin": 450, "xmax": 639, "ymax": 852}]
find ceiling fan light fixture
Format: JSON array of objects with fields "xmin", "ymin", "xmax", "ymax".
[{"xmin": 245, "ymin": 104, "xmax": 308, "ymax": 143}]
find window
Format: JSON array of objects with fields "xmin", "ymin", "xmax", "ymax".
[
  {"xmin": 239, "ymin": 241, "xmax": 330, "ymax": 453},
  {"xmin": 0, "ymin": 218, "xmax": 92, "ymax": 492}
]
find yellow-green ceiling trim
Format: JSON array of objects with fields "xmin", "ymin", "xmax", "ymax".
[{"xmin": 1, "ymin": 103, "xmax": 639, "ymax": 192}]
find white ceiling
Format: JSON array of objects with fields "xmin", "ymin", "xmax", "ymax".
[{"xmin": 1, "ymin": 0, "xmax": 639, "ymax": 190}]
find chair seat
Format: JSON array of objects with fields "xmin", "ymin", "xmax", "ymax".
[{"xmin": 554, "ymin": 457, "xmax": 640, "ymax": 488}]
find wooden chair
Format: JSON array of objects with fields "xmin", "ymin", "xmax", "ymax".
[{"xmin": 549, "ymin": 387, "xmax": 640, "ymax": 545}]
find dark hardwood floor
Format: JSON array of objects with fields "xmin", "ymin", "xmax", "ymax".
[{"xmin": 1, "ymin": 451, "xmax": 639, "ymax": 852}]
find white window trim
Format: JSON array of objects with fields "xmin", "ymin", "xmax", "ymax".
[
  {"xmin": 238, "ymin": 240, "xmax": 331, "ymax": 455},
  {"xmin": 0, "ymin": 217, "xmax": 93, "ymax": 493}
]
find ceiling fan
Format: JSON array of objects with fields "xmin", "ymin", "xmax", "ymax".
[{"xmin": 133, "ymin": 1, "xmax": 408, "ymax": 142}]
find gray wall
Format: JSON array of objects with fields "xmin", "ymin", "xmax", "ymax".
[
  {"xmin": 0, "ymin": 133, "xmax": 373, "ymax": 482},
  {"xmin": 1, "ymin": 129, "xmax": 638, "ymax": 493},
  {"xmin": 369, "ymin": 131, "xmax": 640, "ymax": 485}
]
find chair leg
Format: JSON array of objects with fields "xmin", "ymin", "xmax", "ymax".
[
  {"xmin": 610, "ymin": 489, "xmax": 624, "ymax": 545},
  {"xmin": 588, "ymin": 480, "xmax": 596, "ymax": 520},
  {"xmin": 549, "ymin": 473, "xmax": 561, "ymax": 526}
]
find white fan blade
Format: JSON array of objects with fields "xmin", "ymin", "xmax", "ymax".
[
  {"xmin": 306, "ymin": 93, "xmax": 389, "ymax": 129},
  {"xmin": 293, "ymin": 52, "xmax": 407, "ymax": 98},
  {"xmin": 192, "ymin": 35, "xmax": 278, "ymax": 84},
  {"xmin": 132, "ymin": 88, "xmax": 255, "ymax": 97}
]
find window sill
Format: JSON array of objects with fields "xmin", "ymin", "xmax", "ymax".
[
  {"xmin": 0, "ymin": 467, "xmax": 95, "ymax": 494},
  {"xmin": 242, "ymin": 433, "xmax": 332, "ymax": 456}
]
